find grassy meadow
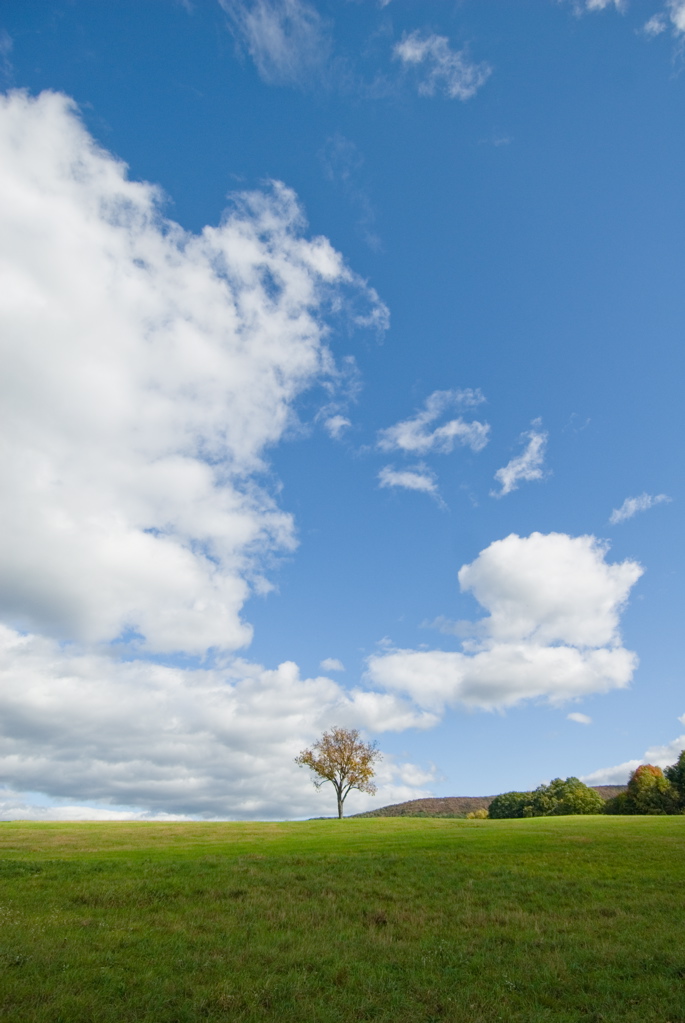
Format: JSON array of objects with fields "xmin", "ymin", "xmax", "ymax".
[{"xmin": 0, "ymin": 815, "xmax": 684, "ymax": 1022}]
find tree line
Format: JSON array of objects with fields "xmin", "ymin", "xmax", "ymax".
[
  {"xmin": 487, "ymin": 754, "xmax": 685, "ymax": 819},
  {"xmin": 296, "ymin": 726, "xmax": 685, "ymax": 819}
]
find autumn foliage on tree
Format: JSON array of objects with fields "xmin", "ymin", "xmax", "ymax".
[
  {"xmin": 295, "ymin": 726, "xmax": 382, "ymax": 818},
  {"xmin": 605, "ymin": 763, "xmax": 680, "ymax": 815}
]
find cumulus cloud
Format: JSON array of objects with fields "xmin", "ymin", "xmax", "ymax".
[
  {"xmin": 0, "ymin": 624, "xmax": 436, "ymax": 819},
  {"xmin": 220, "ymin": 0, "xmax": 332, "ymax": 87},
  {"xmin": 567, "ymin": 712, "xmax": 592, "ymax": 725},
  {"xmin": 610, "ymin": 492, "xmax": 671, "ymax": 524},
  {"xmin": 378, "ymin": 465, "xmax": 440, "ymax": 498},
  {"xmin": 582, "ymin": 717, "xmax": 685, "ymax": 785},
  {"xmin": 367, "ymin": 532, "xmax": 642, "ymax": 712},
  {"xmin": 393, "ymin": 31, "xmax": 491, "ymax": 100},
  {"xmin": 0, "ymin": 91, "xmax": 436, "ymax": 820},
  {"xmin": 491, "ymin": 420, "xmax": 548, "ymax": 497},
  {"xmin": 0, "ymin": 89, "xmax": 386, "ymax": 656},
  {"xmin": 320, "ymin": 657, "xmax": 344, "ymax": 672},
  {"xmin": 378, "ymin": 389, "xmax": 489, "ymax": 455}
]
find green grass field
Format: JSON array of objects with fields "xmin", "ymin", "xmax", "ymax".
[{"xmin": 1, "ymin": 816, "xmax": 684, "ymax": 1022}]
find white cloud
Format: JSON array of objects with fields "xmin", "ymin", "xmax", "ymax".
[
  {"xmin": 610, "ymin": 492, "xmax": 671, "ymax": 524},
  {"xmin": 0, "ymin": 90, "xmax": 386, "ymax": 656},
  {"xmin": 638, "ymin": 3, "xmax": 685, "ymax": 39},
  {"xmin": 220, "ymin": 0, "xmax": 331, "ymax": 87},
  {"xmin": 323, "ymin": 414, "xmax": 351, "ymax": 439},
  {"xmin": 0, "ymin": 624, "xmax": 436, "ymax": 819},
  {"xmin": 0, "ymin": 793, "xmax": 192, "ymax": 823},
  {"xmin": 393, "ymin": 31, "xmax": 492, "ymax": 101},
  {"xmin": 584, "ymin": 0, "xmax": 624, "ymax": 10},
  {"xmin": 320, "ymin": 657, "xmax": 344, "ymax": 672},
  {"xmin": 367, "ymin": 532, "xmax": 642, "ymax": 712},
  {"xmin": 0, "ymin": 90, "xmax": 436, "ymax": 820},
  {"xmin": 643, "ymin": 13, "xmax": 668, "ymax": 35},
  {"xmin": 378, "ymin": 465, "xmax": 440, "ymax": 497},
  {"xmin": 567, "ymin": 712, "xmax": 592, "ymax": 725},
  {"xmin": 456, "ymin": 532, "xmax": 640, "ymax": 647},
  {"xmin": 566, "ymin": 0, "xmax": 625, "ymax": 12},
  {"xmin": 668, "ymin": 0, "xmax": 685, "ymax": 33},
  {"xmin": 0, "ymin": 87, "xmax": 432, "ymax": 819},
  {"xmin": 378, "ymin": 389, "xmax": 490, "ymax": 455},
  {"xmin": 491, "ymin": 419, "xmax": 548, "ymax": 497},
  {"xmin": 580, "ymin": 759, "xmax": 642, "ymax": 785},
  {"xmin": 0, "ymin": 89, "xmax": 654, "ymax": 822},
  {"xmin": 582, "ymin": 719, "xmax": 685, "ymax": 785},
  {"xmin": 576, "ymin": 0, "xmax": 685, "ymax": 38}
]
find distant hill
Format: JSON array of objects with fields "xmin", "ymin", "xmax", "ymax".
[{"xmin": 350, "ymin": 786, "xmax": 627, "ymax": 819}]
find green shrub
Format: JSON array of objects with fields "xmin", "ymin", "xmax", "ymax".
[
  {"xmin": 604, "ymin": 791, "xmax": 631, "ymax": 815},
  {"xmin": 487, "ymin": 790, "xmax": 535, "ymax": 819},
  {"xmin": 542, "ymin": 777, "xmax": 606, "ymax": 816},
  {"xmin": 488, "ymin": 778, "xmax": 605, "ymax": 819}
]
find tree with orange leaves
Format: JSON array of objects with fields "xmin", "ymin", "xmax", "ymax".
[{"xmin": 295, "ymin": 726, "xmax": 381, "ymax": 819}]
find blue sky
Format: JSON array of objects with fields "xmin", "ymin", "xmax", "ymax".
[{"xmin": 0, "ymin": 0, "xmax": 684, "ymax": 820}]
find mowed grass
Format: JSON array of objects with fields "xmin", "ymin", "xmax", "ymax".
[{"xmin": 0, "ymin": 817, "xmax": 684, "ymax": 1022}]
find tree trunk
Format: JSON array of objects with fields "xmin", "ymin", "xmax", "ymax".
[{"xmin": 337, "ymin": 791, "xmax": 344, "ymax": 818}]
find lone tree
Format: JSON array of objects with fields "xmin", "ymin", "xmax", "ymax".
[{"xmin": 296, "ymin": 726, "xmax": 381, "ymax": 818}]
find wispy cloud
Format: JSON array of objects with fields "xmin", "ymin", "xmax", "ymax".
[
  {"xmin": 566, "ymin": 0, "xmax": 625, "ymax": 13},
  {"xmin": 393, "ymin": 31, "xmax": 491, "ymax": 100},
  {"xmin": 640, "ymin": 2, "xmax": 685, "ymax": 36},
  {"xmin": 667, "ymin": 0, "xmax": 685, "ymax": 33},
  {"xmin": 323, "ymin": 414, "xmax": 351, "ymax": 440},
  {"xmin": 643, "ymin": 12, "xmax": 668, "ymax": 35},
  {"xmin": 320, "ymin": 134, "xmax": 380, "ymax": 250},
  {"xmin": 0, "ymin": 30, "xmax": 12, "ymax": 82},
  {"xmin": 584, "ymin": 0, "xmax": 624, "ymax": 10},
  {"xmin": 609, "ymin": 492, "xmax": 671, "ymax": 525},
  {"xmin": 567, "ymin": 712, "xmax": 592, "ymax": 725},
  {"xmin": 491, "ymin": 419, "xmax": 548, "ymax": 498},
  {"xmin": 316, "ymin": 354, "xmax": 364, "ymax": 441},
  {"xmin": 378, "ymin": 464, "xmax": 440, "ymax": 498},
  {"xmin": 220, "ymin": 0, "xmax": 331, "ymax": 87},
  {"xmin": 378, "ymin": 389, "xmax": 489, "ymax": 455}
]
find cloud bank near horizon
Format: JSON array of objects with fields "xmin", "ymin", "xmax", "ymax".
[{"xmin": 582, "ymin": 713, "xmax": 685, "ymax": 785}]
